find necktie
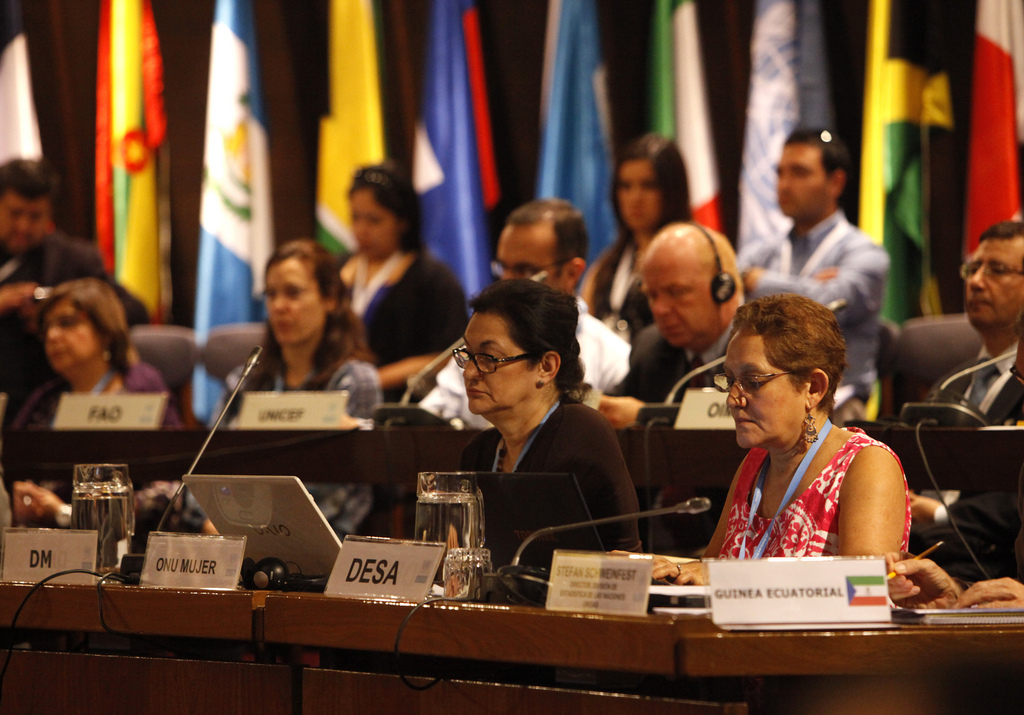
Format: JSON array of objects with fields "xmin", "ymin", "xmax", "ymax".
[
  {"xmin": 687, "ymin": 355, "xmax": 707, "ymax": 390},
  {"xmin": 967, "ymin": 361, "xmax": 1000, "ymax": 407}
]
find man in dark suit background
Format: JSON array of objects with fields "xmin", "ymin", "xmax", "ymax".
[{"xmin": 911, "ymin": 221, "xmax": 1024, "ymax": 580}]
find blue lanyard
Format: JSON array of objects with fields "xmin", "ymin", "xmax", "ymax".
[
  {"xmin": 91, "ymin": 370, "xmax": 117, "ymax": 395},
  {"xmin": 492, "ymin": 401, "xmax": 559, "ymax": 472},
  {"xmin": 739, "ymin": 418, "xmax": 833, "ymax": 559}
]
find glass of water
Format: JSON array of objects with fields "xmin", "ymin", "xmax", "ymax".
[
  {"xmin": 443, "ymin": 547, "xmax": 492, "ymax": 600},
  {"xmin": 71, "ymin": 464, "xmax": 134, "ymax": 573}
]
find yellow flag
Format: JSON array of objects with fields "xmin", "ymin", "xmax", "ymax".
[{"xmin": 316, "ymin": 0, "xmax": 386, "ymax": 253}]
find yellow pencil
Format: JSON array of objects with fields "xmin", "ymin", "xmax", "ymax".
[{"xmin": 887, "ymin": 541, "xmax": 944, "ymax": 579}]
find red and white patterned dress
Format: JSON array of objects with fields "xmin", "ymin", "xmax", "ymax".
[{"xmin": 717, "ymin": 429, "xmax": 911, "ymax": 558}]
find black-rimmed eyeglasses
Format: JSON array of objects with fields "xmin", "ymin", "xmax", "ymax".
[{"xmin": 453, "ymin": 347, "xmax": 535, "ymax": 374}]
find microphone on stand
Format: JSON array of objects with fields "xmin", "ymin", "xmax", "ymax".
[
  {"xmin": 635, "ymin": 297, "xmax": 850, "ymax": 426},
  {"xmin": 153, "ymin": 346, "xmax": 263, "ymax": 534},
  {"xmin": 486, "ymin": 497, "xmax": 712, "ymax": 605},
  {"xmin": 635, "ymin": 358, "xmax": 726, "ymax": 426},
  {"xmin": 511, "ymin": 496, "xmax": 712, "ymax": 567},
  {"xmin": 372, "ymin": 339, "xmax": 463, "ymax": 427},
  {"xmin": 899, "ymin": 348, "xmax": 1015, "ymax": 427}
]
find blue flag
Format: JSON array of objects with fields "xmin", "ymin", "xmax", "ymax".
[
  {"xmin": 737, "ymin": 0, "xmax": 832, "ymax": 261},
  {"xmin": 192, "ymin": 0, "xmax": 273, "ymax": 423},
  {"xmin": 536, "ymin": 0, "xmax": 615, "ymax": 264},
  {"xmin": 414, "ymin": 0, "xmax": 494, "ymax": 298},
  {"xmin": 0, "ymin": 0, "xmax": 41, "ymax": 163}
]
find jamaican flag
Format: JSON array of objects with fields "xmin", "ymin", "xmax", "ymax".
[{"xmin": 860, "ymin": 0, "xmax": 953, "ymax": 321}]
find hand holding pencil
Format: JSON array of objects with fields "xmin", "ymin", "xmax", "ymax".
[
  {"xmin": 885, "ymin": 544, "xmax": 962, "ymax": 610},
  {"xmin": 887, "ymin": 541, "xmax": 944, "ymax": 579}
]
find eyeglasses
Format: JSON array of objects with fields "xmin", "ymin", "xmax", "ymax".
[
  {"xmin": 491, "ymin": 258, "xmax": 569, "ymax": 280},
  {"xmin": 959, "ymin": 261, "xmax": 1024, "ymax": 280},
  {"xmin": 1011, "ymin": 364, "xmax": 1024, "ymax": 385},
  {"xmin": 453, "ymin": 347, "xmax": 535, "ymax": 374},
  {"xmin": 713, "ymin": 372, "xmax": 792, "ymax": 394}
]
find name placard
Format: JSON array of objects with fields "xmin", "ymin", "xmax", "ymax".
[
  {"xmin": 705, "ymin": 556, "xmax": 892, "ymax": 630},
  {"xmin": 325, "ymin": 536, "xmax": 444, "ymax": 601},
  {"xmin": 674, "ymin": 388, "xmax": 734, "ymax": 430},
  {"xmin": 53, "ymin": 393, "xmax": 168, "ymax": 430},
  {"xmin": 141, "ymin": 532, "xmax": 246, "ymax": 590},
  {"xmin": 545, "ymin": 550, "xmax": 653, "ymax": 615},
  {"xmin": 2, "ymin": 528, "xmax": 97, "ymax": 584},
  {"xmin": 236, "ymin": 391, "xmax": 354, "ymax": 430}
]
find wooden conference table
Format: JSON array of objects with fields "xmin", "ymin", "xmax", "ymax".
[
  {"xmin": 4, "ymin": 424, "xmax": 1021, "ymax": 492},
  {"xmin": 2, "ymin": 582, "xmax": 1024, "ymax": 713}
]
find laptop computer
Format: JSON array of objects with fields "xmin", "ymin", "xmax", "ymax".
[
  {"xmin": 183, "ymin": 474, "xmax": 342, "ymax": 579},
  {"xmin": 475, "ymin": 472, "xmax": 604, "ymax": 569}
]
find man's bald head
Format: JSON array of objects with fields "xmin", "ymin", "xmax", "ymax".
[{"xmin": 639, "ymin": 223, "xmax": 741, "ymax": 351}]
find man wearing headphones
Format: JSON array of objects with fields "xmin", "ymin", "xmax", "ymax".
[
  {"xmin": 599, "ymin": 222, "xmax": 742, "ymax": 428},
  {"xmin": 740, "ymin": 129, "xmax": 888, "ymax": 424}
]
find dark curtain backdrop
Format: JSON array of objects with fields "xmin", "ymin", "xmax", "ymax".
[{"xmin": 21, "ymin": 0, "xmax": 976, "ymax": 326}]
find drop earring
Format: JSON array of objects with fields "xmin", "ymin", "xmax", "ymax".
[{"xmin": 803, "ymin": 413, "xmax": 819, "ymax": 444}]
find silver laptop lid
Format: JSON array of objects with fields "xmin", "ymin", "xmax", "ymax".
[{"xmin": 183, "ymin": 474, "xmax": 342, "ymax": 577}]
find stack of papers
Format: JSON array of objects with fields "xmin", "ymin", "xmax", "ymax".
[{"xmin": 891, "ymin": 608, "xmax": 1024, "ymax": 625}]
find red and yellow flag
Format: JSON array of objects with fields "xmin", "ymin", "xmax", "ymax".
[{"xmin": 96, "ymin": 0, "xmax": 166, "ymax": 319}]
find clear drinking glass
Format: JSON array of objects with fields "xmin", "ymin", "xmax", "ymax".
[
  {"xmin": 414, "ymin": 472, "xmax": 484, "ymax": 582},
  {"xmin": 443, "ymin": 547, "xmax": 492, "ymax": 600},
  {"xmin": 71, "ymin": 464, "xmax": 134, "ymax": 573}
]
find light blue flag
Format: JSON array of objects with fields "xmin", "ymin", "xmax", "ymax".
[
  {"xmin": 536, "ymin": 0, "xmax": 615, "ymax": 264},
  {"xmin": 737, "ymin": 0, "xmax": 832, "ymax": 263},
  {"xmin": 0, "ymin": 0, "xmax": 41, "ymax": 163},
  {"xmin": 414, "ymin": 0, "xmax": 492, "ymax": 298},
  {"xmin": 192, "ymin": 0, "xmax": 273, "ymax": 423}
]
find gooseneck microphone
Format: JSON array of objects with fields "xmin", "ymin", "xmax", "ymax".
[
  {"xmin": 899, "ymin": 347, "xmax": 1015, "ymax": 427},
  {"xmin": 664, "ymin": 356, "xmax": 726, "ymax": 405},
  {"xmin": 510, "ymin": 496, "xmax": 712, "ymax": 566},
  {"xmin": 937, "ymin": 348, "xmax": 1015, "ymax": 392},
  {"xmin": 399, "ymin": 336, "xmax": 465, "ymax": 406},
  {"xmin": 154, "ymin": 346, "xmax": 262, "ymax": 533}
]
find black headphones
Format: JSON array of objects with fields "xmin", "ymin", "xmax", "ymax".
[
  {"xmin": 241, "ymin": 556, "xmax": 289, "ymax": 590},
  {"xmin": 688, "ymin": 221, "xmax": 736, "ymax": 305},
  {"xmin": 240, "ymin": 556, "xmax": 330, "ymax": 592}
]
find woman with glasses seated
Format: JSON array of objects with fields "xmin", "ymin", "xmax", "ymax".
[
  {"xmin": 340, "ymin": 161, "xmax": 467, "ymax": 402},
  {"xmin": 12, "ymin": 277, "xmax": 181, "ymax": 429},
  {"xmin": 11, "ymin": 278, "xmax": 200, "ymax": 545},
  {"xmin": 659, "ymin": 293, "xmax": 910, "ymax": 584},
  {"xmin": 457, "ymin": 279, "xmax": 642, "ymax": 552}
]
